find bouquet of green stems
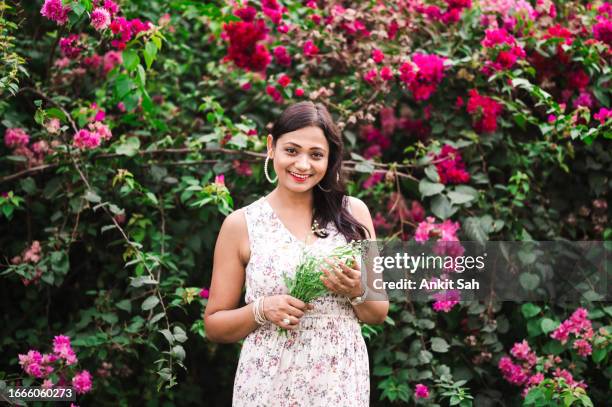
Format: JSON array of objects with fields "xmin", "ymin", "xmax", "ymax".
[{"xmin": 278, "ymin": 241, "xmax": 363, "ymax": 334}]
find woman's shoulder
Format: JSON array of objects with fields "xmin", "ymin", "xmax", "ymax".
[{"xmin": 345, "ymin": 195, "xmax": 370, "ymax": 215}]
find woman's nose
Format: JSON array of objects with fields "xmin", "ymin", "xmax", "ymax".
[{"xmin": 294, "ymin": 154, "xmax": 310, "ymax": 171}]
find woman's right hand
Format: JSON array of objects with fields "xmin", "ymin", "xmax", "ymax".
[{"xmin": 262, "ymin": 295, "xmax": 314, "ymax": 330}]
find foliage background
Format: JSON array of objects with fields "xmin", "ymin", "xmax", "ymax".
[{"xmin": 1, "ymin": 0, "xmax": 611, "ymax": 405}]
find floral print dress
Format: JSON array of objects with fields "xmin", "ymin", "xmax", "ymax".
[{"xmin": 232, "ymin": 197, "xmax": 370, "ymax": 407}]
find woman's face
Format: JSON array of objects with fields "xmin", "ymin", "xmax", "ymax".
[{"xmin": 268, "ymin": 126, "xmax": 330, "ymax": 192}]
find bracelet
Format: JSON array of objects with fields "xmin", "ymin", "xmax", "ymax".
[{"xmin": 253, "ymin": 296, "xmax": 268, "ymax": 325}]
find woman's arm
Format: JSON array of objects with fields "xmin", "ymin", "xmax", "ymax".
[
  {"xmin": 204, "ymin": 209, "xmax": 260, "ymax": 343},
  {"xmin": 346, "ymin": 197, "xmax": 389, "ymax": 325}
]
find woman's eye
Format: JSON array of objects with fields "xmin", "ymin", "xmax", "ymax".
[
  {"xmin": 286, "ymin": 148, "xmax": 296, "ymax": 154},
  {"xmin": 312, "ymin": 153, "xmax": 324, "ymax": 159}
]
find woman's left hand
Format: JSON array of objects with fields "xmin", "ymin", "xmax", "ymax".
[{"xmin": 320, "ymin": 257, "xmax": 364, "ymax": 298}]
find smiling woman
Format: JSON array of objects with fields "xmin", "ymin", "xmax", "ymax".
[{"xmin": 203, "ymin": 101, "xmax": 389, "ymax": 407}]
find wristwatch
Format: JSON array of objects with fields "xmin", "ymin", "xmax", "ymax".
[{"xmin": 349, "ymin": 286, "xmax": 368, "ymax": 306}]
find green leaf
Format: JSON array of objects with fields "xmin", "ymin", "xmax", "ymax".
[
  {"xmin": 115, "ymin": 137, "xmax": 141, "ymax": 157},
  {"xmin": 424, "ymin": 165, "xmax": 440, "ymax": 183},
  {"xmin": 84, "ymin": 190, "xmax": 101, "ymax": 203},
  {"xmin": 130, "ymin": 276, "xmax": 158, "ymax": 287},
  {"xmin": 431, "ymin": 337, "xmax": 450, "ymax": 353},
  {"xmin": 592, "ymin": 347, "xmax": 606, "ymax": 363},
  {"xmin": 463, "ymin": 217, "xmax": 488, "ymax": 245},
  {"xmin": 540, "ymin": 318, "xmax": 558, "ymax": 334},
  {"xmin": 116, "ymin": 299, "xmax": 132, "ymax": 313},
  {"xmin": 122, "ymin": 50, "xmax": 140, "ymax": 71},
  {"xmin": 448, "ymin": 189, "xmax": 476, "ymax": 205},
  {"xmin": 115, "ymin": 74, "xmax": 133, "ymax": 99},
  {"xmin": 419, "ymin": 179, "xmax": 445, "ymax": 197},
  {"xmin": 142, "ymin": 295, "xmax": 160, "ymax": 311},
  {"xmin": 430, "ymin": 194, "xmax": 456, "ymax": 220},
  {"xmin": 159, "ymin": 329, "xmax": 174, "ymax": 345},
  {"xmin": 521, "ymin": 303, "xmax": 541, "ymax": 319},
  {"xmin": 519, "ymin": 273, "xmax": 540, "ymax": 290},
  {"xmin": 143, "ymin": 41, "xmax": 158, "ymax": 69},
  {"xmin": 173, "ymin": 326, "xmax": 188, "ymax": 343},
  {"xmin": 171, "ymin": 344, "xmax": 186, "ymax": 361}
]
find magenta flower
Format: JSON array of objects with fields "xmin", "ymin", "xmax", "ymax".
[
  {"xmin": 214, "ymin": 174, "xmax": 225, "ymax": 186},
  {"xmin": 199, "ymin": 288, "xmax": 210, "ymax": 299},
  {"xmin": 593, "ymin": 107, "xmax": 612, "ymax": 125},
  {"xmin": 278, "ymin": 74, "xmax": 291, "ymax": 88},
  {"xmin": 372, "ymin": 48, "xmax": 384, "ymax": 63},
  {"xmin": 223, "ymin": 19, "xmax": 271, "ymax": 72},
  {"xmin": 40, "ymin": 0, "xmax": 71, "ymax": 25},
  {"xmin": 73, "ymin": 129, "xmax": 101, "ymax": 150},
  {"xmin": 91, "ymin": 7, "xmax": 111, "ymax": 31},
  {"xmin": 434, "ymin": 145, "xmax": 470, "ymax": 184},
  {"xmin": 72, "ymin": 370, "xmax": 93, "ymax": 394},
  {"xmin": 303, "ymin": 40, "xmax": 319, "ymax": 57},
  {"xmin": 414, "ymin": 383, "xmax": 430, "ymax": 399},
  {"xmin": 4, "ymin": 128, "xmax": 30, "ymax": 148},
  {"xmin": 466, "ymin": 89, "xmax": 502, "ymax": 133}
]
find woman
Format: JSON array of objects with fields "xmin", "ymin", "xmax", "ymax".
[{"xmin": 204, "ymin": 101, "xmax": 389, "ymax": 406}]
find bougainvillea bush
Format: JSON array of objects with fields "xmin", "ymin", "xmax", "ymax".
[{"xmin": 1, "ymin": 0, "xmax": 611, "ymax": 405}]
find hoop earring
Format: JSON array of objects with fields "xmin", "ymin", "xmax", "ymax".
[
  {"xmin": 317, "ymin": 183, "xmax": 331, "ymax": 192},
  {"xmin": 264, "ymin": 156, "xmax": 277, "ymax": 183}
]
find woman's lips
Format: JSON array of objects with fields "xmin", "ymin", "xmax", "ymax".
[{"xmin": 288, "ymin": 171, "xmax": 311, "ymax": 183}]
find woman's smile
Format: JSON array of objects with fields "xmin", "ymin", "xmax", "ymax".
[{"xmin": 288, "ymin": 171, "xmax": 313, "ymax": 183}]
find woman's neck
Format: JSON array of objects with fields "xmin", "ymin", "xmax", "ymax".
[{"xmin": 269, "ymin": 186, "xmax": 313, "ymax": 212}]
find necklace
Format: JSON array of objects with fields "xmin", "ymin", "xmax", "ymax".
[{"xmin": 311, "ymin": 218, "xmax": 329, "ymax": 238}]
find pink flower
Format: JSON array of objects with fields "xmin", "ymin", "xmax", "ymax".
[
  {"xmin": 593, "ymin": 107, "xmax": 612, "ymax": 125},
  {"xmin": 89, "ymin": 122, "xmax": 112, "ymax": 141},
  {"xmin": 44, "ymin": 118, "xmax": 61, "ymax": 134},
  {"xmin": 233, "ymin": 160, "xmax": 253, "ymax": 176},
  {"xmin": 266, "ymin": 85, "xmax": 283, "ymax": 104},
  {"xmin": 73, "ymin": 129, "xmax": 101, "ymax": 150},
  {"xmin": 573, "ymin": 91, "xmax": 593, "ymax": 109},
  {"xmin": 223, "ymin": 19, "xmax": 271, "ymax": 72},
  {"xmin": 40, "ymin": 0, "xmax": 71, "ymax": 25},
  {"xmin": 303, "ymin": 40, "xmax": 319, "ymax": 57},
  {"xmin": 104, "ymin": 0, "xmax": 120, "ymax": 16},
  {"xmin": 199, "ymin": 288, "xmax": 210, "ymax": 298},
  {"xmin": 593, "ymin": 16, "xmax": 612, "ymax": 45},
  {"xmin": 363, "ymin": 68, "xmax": 378, "ymax": 84},
  {"xmin": 432, "ymin": 289, "xmax": 461, "ymax": 312},
  {"xmin": 214, "ymin": 174, "xmax": 225, "ymax": 186},
  {"xmin": 573, "ymin": 339, "xmax": 592, "ymax": 357},
  {"xmin": 273, "ymin": 46, "xmax": 291, "ymax": 67},
  {"xmin": 414, "ymin": 383, "xmax": 429, "ymax": 399},
  {"xmin": 380, "ymin": 66, "xmax": 393, "ymax": 81},
  {"xmin": 59, "ymin": 35, "xmax": 81, "ymax": 59},
  {"xmin": 103, "ymin": 50, "xmax": 122, "ymax": 74},
  {"xmin": 372, "ymin": 49, "xmax": 384, "ymax": 63},
  {"xmin": 466, "ymin": 89, "xmax": 502, "ymax": 133},
  {"xmin": 568, "ymin": 69, "xmax": 589, "ymax": 90},
  {"xmin": 234, "ymin": 6, "xmax": 257, "ymax": 22},
  {"xmin": 91, "ymin": 7, "xmax": 111, "ymax": 31},
  {"xmin": 42, "ymin": 379, "xmax": 54, "ymax": 389},
  {"xmin": 362, "ymin": 172, "xmax": 384, "ymax": 189},
  {"xmin": 4, "ymin": 128, "xmax": 30, "ymax": 148},
  {"xmin": 434, "ymin": 145, "xmax": 470, "ymax": 184},
  {"xmin": 400, "ymin": 54, "xmax": 447, "ymax": 101},
  {"xmin": 499, "ymin": 356, "xmax": 528, "ymax": 385},
  {"xmin": 510, "ymin": 340, "xmax": 538, "ymax": 366},
  {"xmin": 551, "ymin": 307, "xmax": 592, "ymax": 344},
  {"xmin": 52, "ymin": 335, "xmax": 78, "ymax": 365},
  {"xmin": 72, "ymin": 370, "xmax": 93, "ymax": 394},
  {"xmin": 278, "ymin": 74, "xmax": 291, "ymax": 87},
  {"xmin": 295, "ymin": 88, "xmax": 305, "ymax": 97}
]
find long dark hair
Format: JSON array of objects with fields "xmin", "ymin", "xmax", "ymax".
[{"xmin": 270, "ymin": 101, "xmax": 370, "ymax": 242}]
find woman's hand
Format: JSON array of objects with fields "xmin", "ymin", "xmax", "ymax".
[
  {"xmin": 262, "ymin": 295, "xmax": 314, "ymax": 330},
  {"xmin": 320, "ymin": 257, "xmax": 364, "ymax": 298}
]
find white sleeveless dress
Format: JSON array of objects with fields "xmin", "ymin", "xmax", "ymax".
[{"xmin": 232, "ymin": 197, "xmax": 370, "ymax": 407}]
